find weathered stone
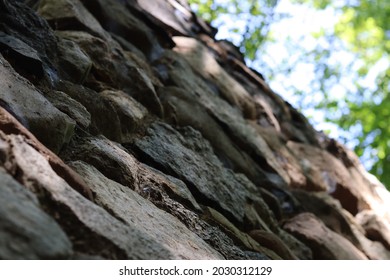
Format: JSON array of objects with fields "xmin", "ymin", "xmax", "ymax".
[
  {"xmin": 173, "ymin": 36, "xmax": 257, "ymax": 119},
  {"xmin": 38, "ymin": 0, "xmax": 109, "ymax": 40},
  {"xmin": 43, "ymin": 90, "xmax": 91, "ymax": 129},
  {"xmin": 80, "ymin": 0, "xmax": 170, "ymax": 60},
  {"xmin": 56, "ymin": 31, "xmax": 163, "ymax": 116},
  {"xmin": 283, "ymin": 213, "xmax": 368, "ymax": 260},
  {"xmin": 0, "ymin": 168, "xmax": 72, "ymax": 259},
  {"xmin": 137, "ymin": 0, "xmax": 196, "ymax": 36},
  {"xmin": 0, "ymin": 55, "xmax": 75, "ymax": 154},
  {"xmin": 252, "ymin": 125, "xmax": 307, "ymax": 189},
  {"xmin": 0, "ymin": 0, "xmax": 58, "ymax": 83},
  {"xmin": 133, "ymin": 122, "xmax": 275, "ymax": 227},
  {"xmin": 55, "ymin": 81, "xmax": 147, "ymax": 142},
  {"xmin": 280, "ymin": 104, "xmax": 321, "ymax": 146},
  {"xmin": 0, "ymin": 31, "xmax": 44, "ymax": 79},
  {"xmin": 356, "ymin": 210, "xmax": 390, "ymax": 250},
  {"xmin": 0, "ymin": 0, "xmax": 389, "ymax": 261},
  {"xmin": 248, "ymin": 230, "xmax": 298, "ymax": 260},
  {"xmin": 143, "ymin": 164, "xmax": 202, "ymax": 212},
  {"xmin": 0, "ymin": 107, "xmax": 93, "ymax": 200},
  {"xmin": 56, "ymin": 37, "xmax": 92, "ymax": 84},
  {"xmin": 291, "ymin": 190, "xmax": 389, "ymax": 257},
  {"xmin": 110, "ymin": 32, "xmax": 147, "ymax": 61},
  {"xmin": 64, "ymin": 136, "xmax": 271, "ymax": 259},
  {"xmin": 342, "ymin": 210, "xmax": 390, "ymax": 259},
  {"xmin": 7, "ymin": 134, "xmax": 173, "ymax": 259},
  {"xmin": 288, "ymin": 141, "xmax": 348, "ymax": 192},
  {"xmin": 210, "ymin": 110, "xmax": 291, "ymax": 187},
  {"xmin": 155, "ymin": 50, "xmax": 290, "ymax": 186},
  {"xmin": 292, "ymin": 190, "xmax": 361, "ymax": 247},
  {"xmin": 100, "ymin": 89, "xmax": 149, "ymax": 142},
  {"xmin": 55, "ymin": 81, "xmax": 123, "ymax": 139},
  {"xmin": 346, "ymin": 163, "xmax": 390, "ymax": 227},
  {"xmin": 203, "ymin": 207, "xmax": 279, "ymax": 259},
  {"xmin": 69, "ymin": 160, "xmax": 223, "ymax": 259},
  {"xmin": 287, "ymin": 141, "xmax": 370, "ymax": 215},
  {"xmin": 61, "ymin": 134, "xmax": 202, "ymax": 213},
  {"xmin": 124, "ymin": 51, "xmax": 163, "ymax": 88},
  {"xmin": 158, "ymin": 86, "xmax": 266, "ymax": 181},
  {"xmin": 276, "ymin": 229, "xmax": 313, "ymax": 260}
]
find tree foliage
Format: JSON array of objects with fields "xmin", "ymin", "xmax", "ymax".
[{"xmin": 188, "ymin": 0, "xmax": 390, "ymax": 189}]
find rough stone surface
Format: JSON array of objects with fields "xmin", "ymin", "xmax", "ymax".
[
  {"xmin": 38, "ymin": 0, "xmax": 109, "ymax": 40},
  {"xmin": 283, "ymin": 213, "xmax": 368, "ymax": 260},
  {"xmin": 0, "ymin": 55, "xmax": 75, "ymax": 153},
  {"xmin": 55, "ymin": 30, "xmax": 163, "ymax": 116},
  {"xmin": 356, "ymin": 210, "xmax": 390, "ymax": 249},
  {"xmin": 69, "ymin": 160, "xmax": 223, "ymax": 259},
  {"xmin": 0, "ymin": 167, "xmax": 72, "ymax": 259},
  {"xmin": 5, "ymin": 133, "xmax": 173, "ymax": 259},
  {"xmin": 0, "ymin": 0, "xmax": 389, "ymax": 260},
  {"xmin": 133, "ymin": 122, "xmax": 274, "ymax": 227},
  {"xmin": 43, "ymin": 90, "xmax": 91, "ymax": 129},
  {"xmin": 0, "ymin": 31, "xmax": 44, "ymax": 78},
  {"xmin": 56, "ymin": 36, "xmax": 92, "ymax": 84}
]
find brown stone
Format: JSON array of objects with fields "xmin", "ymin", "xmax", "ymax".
[{"xmin": 283, "ymin": 213, "xmax": 368, "ymax": 259}]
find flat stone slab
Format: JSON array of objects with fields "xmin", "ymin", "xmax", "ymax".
[
  {"xmin": 134, "ymin": 122, "xmax": 270, "ymax": 225},
  {"xmin": 70, "ymin": 160, "xmax": 223, "ymax": 259}
]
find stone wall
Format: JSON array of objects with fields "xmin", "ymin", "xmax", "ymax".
[{"xmin": 0, "ymin": 0, "xmax": 389, "ymax": 259}]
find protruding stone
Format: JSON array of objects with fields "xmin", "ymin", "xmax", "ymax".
[
  {"xmin": 56, "ymin": 37, "xmax": 92, "ymax": 84},
  {"xmin": 0, "ymin": 55, "xmax": 75, "ymax": 154},
  {"xmin": 133, "ymin": 122, "xmax": 274, "ymax": 227},
  {"xmin": 38, "ymin": 0, "xmax": 109, "ymax": 40},
  {"xmin": 43, "ymin": 90, "xmax": 91, "ymax": 129},
  {"xmin": 56, "ymin": 30, "xmax": 163, "ymax": 116},
  {"xmin": 8, "ymin": 134, "xmax": 173, "ymax": 259},
  {"xmin": 0, "ymin": 168, "xmax": 72, "ymax": 259},
  {"xmin": 283, "ymin": 213, "xmax": 368, "ymax": 260},
  {"xmin": 0, "ymin": 32, "xmax": 44, "ymax": 79},
  {"xmin": 69, "ymin": 160, "xmax": 223, "ymax": 259}
]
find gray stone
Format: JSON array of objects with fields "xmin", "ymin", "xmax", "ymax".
[
  {"xmin": 277, "ymin": 229, "xmax": 313, "ymax": 260},
  {"xmin": 62, "ymin": 135, "xmax": 202, "ymax": 213},
  {"xmin": 69, "ymin": 160, "xmax": 223, "ymax": 259},
  {"xmin": 173, "ymin": 36, "xmax": 257, "ymax": 119},
  {"xmin": 8, "ymin": 134, "xmax": 173, "ymax": 259},
  {"xmin": 133, "ymin": 122, "xmax": 274, "ymax": 227},
  {"xmin": 0, "ymin": 0, "xmax": 58, "ymax": 83},
  {"xmin": 158, "ymin": 86, "xmax": 266, "ymax": 184},
  {"xmin": 100, "ymin": 90, "xmax": 149, "ymax": 142},
  {"xmin": 141, "ymin": 164, "xmax": 202, "ymax": 212},
  {"xmin": 56, "ymin": 82, "xmax": 149, "ymax": 142},
  {"xmin": 79, "ymin": 0, "xmax": 168, "ymax": 60},
  {"xmin": 0, "ymin": 31, "xmax": 43, "ymax": 78},
  {"xmin": 0, "ymin": 55, "xmax": 75, "ymax": 154},
  {"xmin": 63, "ymin": 136, "xmax": 266, "ymax": 259},
  {"xmin": 56, "ymin": 37, "xmax": 92, "ymax": 84},
  {"xmin": 56, "ymin": 30, "xmax": 163, "ymax": 116},
  {"xmin": 155, "ymin": 50, "xmax": 290, "ymax": 186},
  {"xmin": 0, "ymin": 167, "xmax": 72, "ymax": 259},
  {"xmin": 38, "ymin": 0, "xmax": 109, "ymax": 40},
  {"xmin": 43, "ymin": 90, "xmax": 91, "ymax": 129}
]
